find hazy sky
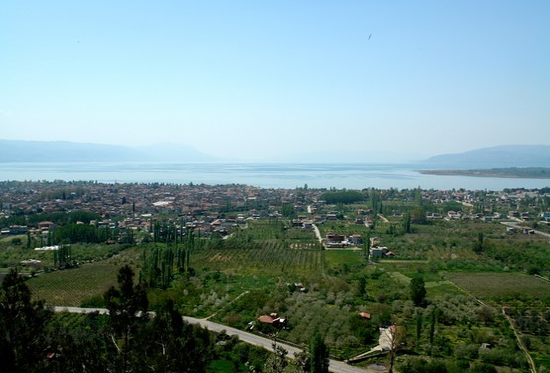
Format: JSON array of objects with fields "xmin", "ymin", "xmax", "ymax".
[{"xmin": 1, "ymin": 1, "xmax": 549, "ymax": 162}]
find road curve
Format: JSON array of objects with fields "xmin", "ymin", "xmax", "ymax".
[{"xmin": 53, "ymin": 307, "xmax": 377, "ymax": 373}]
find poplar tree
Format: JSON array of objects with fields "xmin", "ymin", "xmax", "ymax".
[{"xmin": 410, "ymin": 277, "xmax": 427, "ymax": 307}]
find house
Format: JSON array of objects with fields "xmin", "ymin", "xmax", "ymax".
[
  {"xmin": 349, "ymin": 234, "xmax": 362, "ymax": 245},
  {"xmin": 8, "ymin": 225, "xmax": 28, "ymax": 234},
  {"xmin": 447, "ymin": 211, "xmax": 460, "ymax": 220},
  {"xmin": 370, "ymin": 246, "xmax": 389, "ymax": 259},
  {"xmin": 521, "ymin": 228, "xmax": 535, "ymax": 235},
  {"xmin": 326, "ymin": 232, "xmax": 345, "ymax": 243},
  {"xmin": 426, "ymin": 212, "xmax": 442, "ymax": 220},
  {"xmin": 312, "ymin": 215, "xmax": 324, "ymax": 224},
  {"xmin": 257, "ymin": 313, "xmax": 287, "ymax": 328},
  {"xmin": 365, "ymin": 217, "xmax": 375, "ymax": 228},
  {"xmin": 359, "ymin": 312, "xmax": 371, "ymax": 320},
  {"xmin": 370, "ymin": 246, "xmax": 395, "ymax": 259},
  {"xmin": 302, "ymin": 220, "xmax": 313, "ymax": 230},
  {"xmin": 508, "ymin": 211, "xmax": 520, "ymax": 218},
  {"xmin": 291, "ymin": 219, "xmax": 303, "ymax": 227}
]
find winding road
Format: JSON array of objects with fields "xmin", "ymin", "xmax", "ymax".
[{"xmin": 53, "ymin": 306, "xmax": 377, "ymax": 373}]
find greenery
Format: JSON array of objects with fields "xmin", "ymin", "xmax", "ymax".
[
  {"xmin": 3, "ymin": 181, "xmax": 550, "ymax": 371},
  {"xmin": 318, "ymin": 190, "xmax": 366, "ymax": 204}
]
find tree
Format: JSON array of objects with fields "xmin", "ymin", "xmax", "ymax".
[
  {"xmin": 265, "ymin": 334, "xmax": 288, "ymax": 373},
  {"xmin": 309, "ymin": 331, "xmax": 329, "ymax": 373},
  {"xmin": 410, "ymin": 278, "xmax": 427, "ymax": 307},
  {"xmin": 410, "ymin": 207, "xmax": 428, "ymax": 225},
  {"xmin": 415, "ymin": 312, "xmax": 423, "ymax": 347},
  {"xmin": 473, "ymin": 231, "xmax": 484, "ymax": 254},
  {"xmin": 0, "ymin": 268, "xmax": 52, "ymax": 373},
  {"xmin": 292, "ymin": 351, "xmax": 310, "ymax": 373},
  {"xmin": 388, "ymin": 325, "xmax": 406, "ymax": 373},
  {"xmin": 429, "ymin": 307, "xmax": 441, "ymax": 351},
  {"xmin": 355, "ymin": 276, "xmax": 367, "ymax": 299},
  {"xmin": 402, "ymin": 212, "xmax": 412, "ymax": 234},
  {"xmin": 363, "ymin": 232, "xmax": 371, "ymax": 260},
  {"xmin": 48, "ymin": 311, "xmax": 110, "ymax": 372},
  {"xmin": 281, "ymin": 203, "xmax": 295, "ymax": 219},
  {"xmin": 104, "ymin": 265, "xmax": 149, "ymax": 372},
  {"xmin": 145, "ymin": 299, "xmax": 210, "ymax": 373}
]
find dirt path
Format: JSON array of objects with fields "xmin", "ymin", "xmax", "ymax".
[
  {"xmin": 205, "ymin": 290, "xmax": 250, "ymax": 320},
  {"xmin": 312, "ymin": 224, "xmax": 324, "ymax": 245},
  {"xmin": 502, "ymin": 311, "xmax": 537, "ymax": 373}
]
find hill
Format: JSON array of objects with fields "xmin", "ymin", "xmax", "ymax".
[
  {"xmin": 421, "ymin": 145, "xmax": 550, "ymax": 168},
  {"xmin": 0, "ymin": 140, "xmax": 215, "ymax": 162}
]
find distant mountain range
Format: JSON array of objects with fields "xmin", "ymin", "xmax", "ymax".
[
  {"xmin": 420, "ymin": 145, "xmax": 550, "ymax": 168},
  {"xmin": 0, "ymin": 140, "xmax": 215, "ymax": 162},
  {"xmin": 1, "ymin": 140, "xmax": 549, "ymax": 167}
]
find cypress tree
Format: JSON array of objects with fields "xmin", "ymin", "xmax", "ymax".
[{"xmin": 310, "ymin": 331, "xmax": 329, "ymax": 373}]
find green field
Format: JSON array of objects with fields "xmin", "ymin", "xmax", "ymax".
[
  {"xmin": 193, "ymin": 243, "xmax": 324, "ymax": 277},
  {"xmin": 27, "ymin": 248, "xmax": 141, "ymax": 306},
  {"xmin": 444, "ymin": 272, "xmax": 550, "ymax": 300}
]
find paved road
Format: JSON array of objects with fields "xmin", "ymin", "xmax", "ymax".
[
  {"xmin": 501, "ymin": 221, "xmax": 550, "ymax": 238},
  {"xmin": 53, "ymin": 307, "xmax": 377, "ymax": 373}
]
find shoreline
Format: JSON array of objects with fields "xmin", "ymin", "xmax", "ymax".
[{"xmin": 417, "ymin": 167, "xmax": 550, "ymax": 179}]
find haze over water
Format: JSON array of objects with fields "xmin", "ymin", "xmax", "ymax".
[{"xmin": 1, "ymin": 162, "xmax": 549, "ymax": 191}]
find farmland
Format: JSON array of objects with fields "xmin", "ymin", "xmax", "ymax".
[
  {"xmin": 2, "ymin": 182, "xmax": 550, "ymax": 372},
  {"xmin": 12, "ymin": 214, "xmax": 550, "ymax": 372},
  {"xmin": 444, "ymin": 272, "xmax": 550, "ymax": 301},
  {"xmin": 27, "ymin": 248, "xmax": 141, "ymax": 306}
]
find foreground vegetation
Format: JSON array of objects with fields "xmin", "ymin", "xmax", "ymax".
[{"xmin": 2, "ymin": 181, "xmax": 550, "ymax": 372}]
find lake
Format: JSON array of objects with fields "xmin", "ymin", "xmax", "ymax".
[{"xmin": 0, "ymin": 162, "xmax": 549, "ymax": 191}]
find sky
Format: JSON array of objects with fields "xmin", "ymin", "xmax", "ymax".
[{"xmin": 1, "ymin": 1, "xmax": 549, "ymax": 162}]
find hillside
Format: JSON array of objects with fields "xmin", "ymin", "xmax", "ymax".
[{"xmin": 421, "ymin": 145, "xmax": 550, "ymax": 168}]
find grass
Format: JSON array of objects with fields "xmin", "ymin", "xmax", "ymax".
[
  {"xmin": 207, "ymin": 360, "xmax": 237, "ymax": 373},
  {"xmin": 387, "ymin": 271, "xmax": 411, "ymax": 284},
  {"xmin": 444, "ymin": 272, "xmax": 550, "ymax": 301},
  {"xmin": 385, "ymin": 269, "xmax": 464, "ymax": 298},
  {"xmin": 324, "ymin": 250, "xmax": 364, "ymax": 268}
]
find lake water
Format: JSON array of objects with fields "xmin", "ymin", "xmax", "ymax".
[{"xmin": 0, "ymin": 162, "xmax": 549, "ymax": 191}]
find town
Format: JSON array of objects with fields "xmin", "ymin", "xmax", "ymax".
[{"xmin": 2, "ymin": 180, "xmax": 549, "ymax": 249}]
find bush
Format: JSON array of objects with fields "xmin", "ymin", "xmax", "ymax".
[
  {"xmin": 469, "ymin": 363, "xmax": 497, "ymax": 373},
  {"xmin": 80, "ymin": 295, "xmax": 105, "ymax": 308},
  {"xmin": 398, "ymin": 357, "xmax": 448, "ymax": 373}
]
